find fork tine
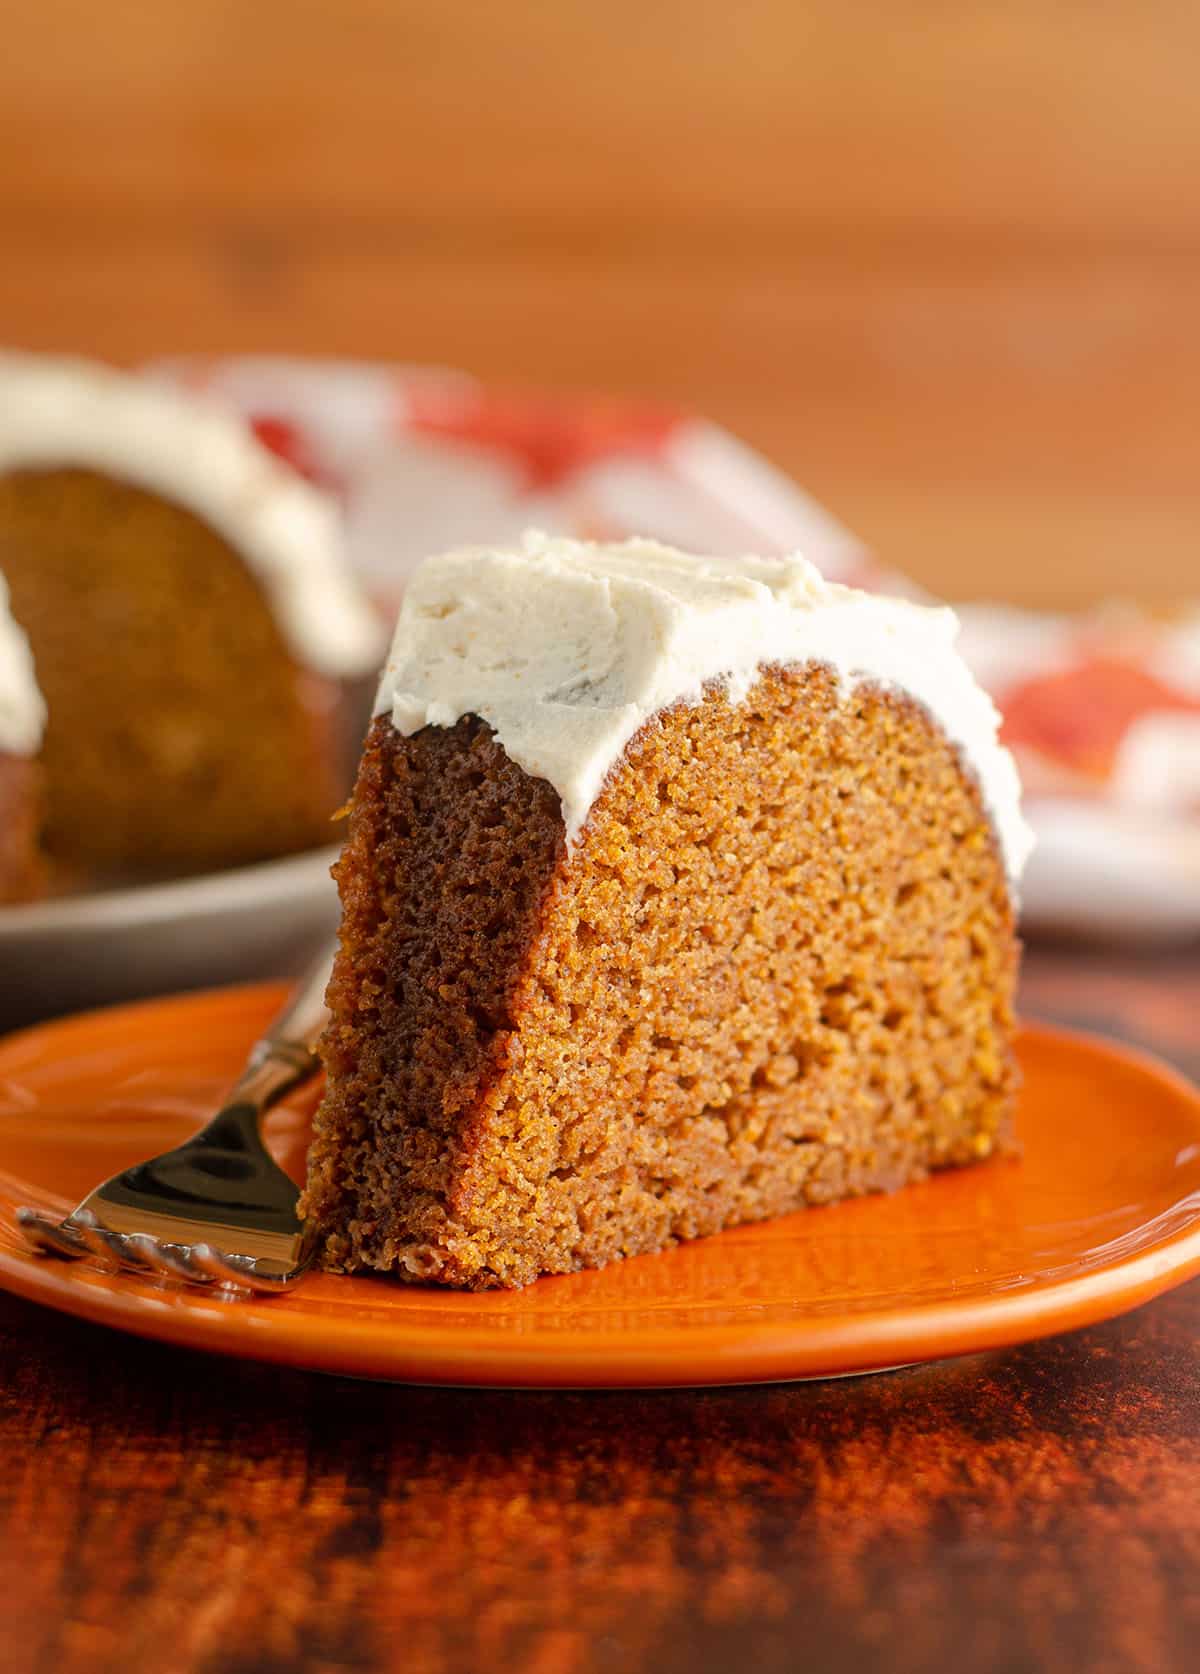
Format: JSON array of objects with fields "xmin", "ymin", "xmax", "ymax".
[
  {"xmin": 66, "ymin": 1221, "xmax": 122, "ymax": 1269},
  {"xmin": 17, "ymin": 1209, "xmax": 308, "ymax": 1292},
  {"xmin": 124, "ymin": 1233, "xmax": 213, "ymax": 1284},
  {"xmin": 69, "ymin": 1210, "xmax": 150, "ymax": 1273},
  {"xmin": 109, "ymin": 1232, "xmax": 160, "ymax": 1272},
  {"xmin": 236, "ymin": 1265, "xmax": 310, "ymax": 1294},
  {"xmin": 189, "ymin": 1245, "xmax": 303, "ymax": 1293},
  {"xmin": 16, "ymin": 1209, "xmax": 90, "ymax": 1263},
  {"xmin": 194, "ymin": 1246, "xmax": 308, "ymax": 1293},
  {"xmin": 186, "ymin": 1244, "xmax": 252, "ymax": 1289}
]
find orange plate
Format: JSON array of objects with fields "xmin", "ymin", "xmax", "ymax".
[{"xmin": 1, "ymin": 983, "xmax": 1199, "ymax": 1388}]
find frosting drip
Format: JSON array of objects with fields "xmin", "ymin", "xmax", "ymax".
[{"xmin": 0, "ymin": 573, "xmax": 45, "ymax": 756}]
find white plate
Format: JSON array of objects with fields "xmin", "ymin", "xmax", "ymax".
[
  {"xmin": 1019, "ymin": 801, "xmax": 1200, "ymax": 942},
  {"xmin": 0, "ymin": 847, "xmax": 338, "ymax": 1028}
]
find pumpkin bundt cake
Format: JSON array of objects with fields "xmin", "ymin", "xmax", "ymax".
[
  {"xmin": 0, "ymin": 353, "xmax": 385, "ymax": 891},
  {"xmin": 302, "ymin": 534, "xmax": 1033, "ymax": 1289}
]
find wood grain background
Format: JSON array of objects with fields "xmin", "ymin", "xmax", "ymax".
[{"xmin": 2, "ymin": 1, "xmax": 1198, "ymax": 606}]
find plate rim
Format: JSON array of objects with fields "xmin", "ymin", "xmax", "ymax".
[
  {"xmin": 0, "ymin": 845, "xmax": 340, "ymax": 937},
  {"xmin": 0, "ymin": 1005, "xmax": 1198, "ymax": 1388}
]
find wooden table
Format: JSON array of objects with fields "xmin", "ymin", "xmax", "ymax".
[{"xmin": 1, "ymin": 942, "xmax": 1196, "ymax": 1674}]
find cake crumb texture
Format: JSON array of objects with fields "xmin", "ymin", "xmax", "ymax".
[
  {"xmin": 303, "ymin": 664, "xmax": 1019, "ymax": 1288},
  {"xmin": 0, "ymin": 752, "xmax": 45, "ymax": 903}
]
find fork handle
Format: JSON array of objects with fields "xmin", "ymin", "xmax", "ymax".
[{"xmin": 214, "ymin": 940, "xmax": 337, "ymax": 1121}]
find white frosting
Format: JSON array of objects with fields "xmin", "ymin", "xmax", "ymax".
[
  {"xmin": 0, "ymin": 573, "xmax": 45, "ymax": 756},
  {"xmin": 0, "ymin": 353, "xmax": 385, "ymax": 678},
  {"xmin": 376, "ymin": 534, "xmax": 1033, "ymax": 883}
]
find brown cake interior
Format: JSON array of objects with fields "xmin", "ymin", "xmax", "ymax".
[
  {"xmin": 0, "ymin": 753, "xmax": 45, "ymax": 904},
  {"xmin": 303, "ymin": 663, "xmax": 1019, "ymax": 1289},
  {"xmin": 0, "ymin": 466, "xmax": 353, "ymax": 883}
]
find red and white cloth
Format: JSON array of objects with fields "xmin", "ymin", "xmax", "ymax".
[{"xmin": 153, "ymin": 358, "xmax": 1200, "ymax": 939}]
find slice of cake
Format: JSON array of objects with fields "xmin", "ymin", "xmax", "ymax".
[
  {"xmin": 0, "ymin": 353, "xmax": 385, "ymax": 886},
  {"xmin": 0, "ymin": 573, "xmax": 46, "ymax": 903},
  {"xmin": 303, "ymin": 534, "xmax": 1033, "ymax": 1289}
]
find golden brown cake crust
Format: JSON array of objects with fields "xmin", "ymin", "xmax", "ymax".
[
  {"xmin": 0, "ymin": 466, "xmax": 356, "ymax": 883},
  {"xmin": 0, "ymin": 751, "xmax": 45, "ymax": 904},
  {"xmin": 303, "ymin": 665, "xmax": 1020, "ymax": 1289}
]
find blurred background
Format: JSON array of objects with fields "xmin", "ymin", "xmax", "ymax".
[{"xmin": 3, "ymin": 0, "xmax": 1197, "ymax": 608}]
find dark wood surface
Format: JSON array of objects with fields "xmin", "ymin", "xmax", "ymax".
[{"xmin": 0, "ymin": 942, "xmax": 1195, "ymax": 1674}]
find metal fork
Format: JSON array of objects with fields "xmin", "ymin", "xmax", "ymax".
[{"xmin": 16, "ymin": 943, "xmax": 335, "ymax": 1294}]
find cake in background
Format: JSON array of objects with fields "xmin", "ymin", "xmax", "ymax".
[
  {"xmin": 0, "ymin": 354, "xmax": 386, "ymax": 894},
  {"xmin": 302, "ymin": 534, "xmax": 1031, "ymax": 1288}
]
